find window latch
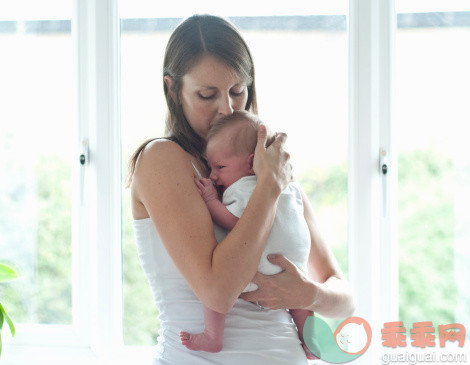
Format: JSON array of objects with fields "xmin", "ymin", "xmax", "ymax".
[
  {"xmin": 80, "ymin": 139, "xmax": 89, "ymax": 165},
  {"xmin": 80, "ymin": 139, "xmax": 89, "ymax": 205},
  {"xmin": 380, "ymin": 149, "xmax": 389, "ymax": 216}
]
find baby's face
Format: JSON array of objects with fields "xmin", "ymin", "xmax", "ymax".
[{"xmin": 206, "ymin": 136, "xmax": 253, "ymax": 192}]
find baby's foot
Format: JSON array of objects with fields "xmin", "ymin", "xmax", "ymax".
[
  {"xmin": 180, "ymin": 331, "xmax": 223, "ymax": 353},
  {"xmin": 302, "ymin": 342, "xmax": 318, "ymax": 360}
]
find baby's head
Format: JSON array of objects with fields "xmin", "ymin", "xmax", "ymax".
[{"xmin": 205, "ymin": 110, "xmax": 273, "ymax": 192}]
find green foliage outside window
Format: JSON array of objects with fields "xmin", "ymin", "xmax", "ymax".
[
  {"xmin": 397, "ymin": 150, "xmax": 457, "ymax": 331},
  {"xmin": 0, "ymin": 154, "xmax": 72, "ymax": 324}
]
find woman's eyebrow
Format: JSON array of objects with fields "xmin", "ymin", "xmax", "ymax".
[{"xmin": 199, "ymin": 82, "xmax": 245, "ymax": 89}]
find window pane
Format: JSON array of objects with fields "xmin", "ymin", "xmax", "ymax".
[
  {"xmin": 396, "ymin": 4, "xmax": 470, "ymax": 333},
  {"xmin": 0, "ymin": 3, "xmax": 74, "ymax": 325},
  {"xmin": 120, "ymin": 2, "xmax": 348, "ymax": 345}
]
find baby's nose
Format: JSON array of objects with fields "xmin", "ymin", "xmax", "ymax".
[{"xmin": 209, "ymin": 170, "xmax": 217, "ymax": 182}]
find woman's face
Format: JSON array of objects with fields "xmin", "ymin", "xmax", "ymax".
[{"xmin": 178, "ymin": 56, "xmax": 249, "ymax": 139}]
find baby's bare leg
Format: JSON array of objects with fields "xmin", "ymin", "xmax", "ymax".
[
  {"xmin": 180, "ymin": 306, "xmax": 225, "ymax": 352},
  {"xmin": 290, "ymin": 309, "xmax": 318, "ymax": 360}
]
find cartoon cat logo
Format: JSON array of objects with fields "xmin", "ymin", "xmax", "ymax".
[
  {"xmin": 333, "ymin": 317, "xmax": 372, "ymax": 355},
  {"xmin": 303, "ymin": 315, "xmax": 372, "ymax": 363}
]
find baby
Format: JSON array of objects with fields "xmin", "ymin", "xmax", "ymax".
[{"xmin": 180, "ymin": 110, "xmax": 315, "ymax": 359}]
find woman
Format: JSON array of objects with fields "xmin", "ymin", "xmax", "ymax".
[{"xmin": 128, "ymin": 14, "xmax": 355, "ymax": 364}]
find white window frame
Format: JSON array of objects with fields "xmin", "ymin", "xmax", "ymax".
[
  {"xmin": 348, "ymin": 0, "xmax": 398, "ymax": 363},
  {"xmin": 2, "ymin": 0, "xmax": 399, "ymax": 364},
  {"xmin": 3, "ymin": 0, "xmax": 123, "ymax": 363}
]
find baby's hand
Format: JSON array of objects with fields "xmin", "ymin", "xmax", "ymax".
[{"xmin": 194, "ymin": 177, "xmax": 218, "ymax": 203}]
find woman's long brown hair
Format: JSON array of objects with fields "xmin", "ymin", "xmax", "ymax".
[{"xmin": 127, "ymin": 14, "xmax": 258, "ymax": 186}]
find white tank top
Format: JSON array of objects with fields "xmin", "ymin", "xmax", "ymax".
[{"xmin": 133, "ymin": 165, "xmax": 308, "ymax": 364}]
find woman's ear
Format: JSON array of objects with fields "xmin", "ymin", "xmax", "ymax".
[
  {"xmin": 164, "ymin": 75, "xmax": 177, "ymax": 102},
  {"xmin": 248, "ymin": 153, "xmax": 255, "ymax": 175}
]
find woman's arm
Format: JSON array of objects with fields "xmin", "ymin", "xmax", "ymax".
[
  {"xmin": 132, "ymin": 127, "xmax": 290, "ymax": 314},
  {"xmin": 300, "ymin": 187, "xmax": 357, "ymax": 317},
  {"xmin": 239, "ymin": 187, "xmax": 356, "ymax": 318}
]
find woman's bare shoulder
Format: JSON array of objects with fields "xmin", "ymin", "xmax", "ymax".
[
  {"xmin": 131, "ymin": 138, "xmax": 196, "ymax": 207},
  {"xmin": 141, "ymin": 138, "xmax": 186, "ymax": 160},
  {"xmin": 134, "ymin": 139, "xmax": 191, "ymax": 176}
]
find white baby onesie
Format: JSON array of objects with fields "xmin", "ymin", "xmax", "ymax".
[{"xmin": 222, "ymin": 176, "xmax": 311, "ymax": 292}]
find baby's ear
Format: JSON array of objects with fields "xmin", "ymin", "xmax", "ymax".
[{"xmin": 248, "ymin": 153, "xmax": 255, "ymax": 175}]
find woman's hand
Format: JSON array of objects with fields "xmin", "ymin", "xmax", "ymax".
[
  {"xmin": 239, "ymin": 254, "xmax": 317, "ymax": 310},
  {"xmin": 195, "ymin": 177, "xmax": 218, "ymax": 203},
  {"xmin": 253, "ymin": 125, "xmax": 292, "ymax": 194}
]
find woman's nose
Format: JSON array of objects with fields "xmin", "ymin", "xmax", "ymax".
[{"xmin": 218, "ymin": 94, "xmax": 234, "ymax": 116}]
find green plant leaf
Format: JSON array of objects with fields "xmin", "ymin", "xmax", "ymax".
[
  {"xmin": 0, "ymin": 264, "xmax": 18, "ymax": 283},
  {"xmin": 0, "ymin": 303, "xmax": 15, "ymax": 337},
  {"xmin": 0, "ymin": 310, "xmax": 3, "ymax": 357},
  {"xmin": 4, "ymin": 312, "xmax": 15, "ymax": 338}
]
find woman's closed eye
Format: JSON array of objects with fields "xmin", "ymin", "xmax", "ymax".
[
  {"xmin": 230, "ymin": 89, "xmax": 245, "ymax": 97},
  {"xmin": 231, "ymin": 84, "xmax": 248, "ymax": 96},
  {"xmin": 198, "ymin": 86, "xmax": 245, "ymax": 100},
  {"xmin": 199, "ymin": 93, "xmax": 215, "ymax": 100}
]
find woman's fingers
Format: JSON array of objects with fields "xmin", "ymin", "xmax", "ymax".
[
  {"xmin": 249, "ymin": 271, "xmax": 268, "ymax": 286},
  {"xmin": 267, "ymin": 254, "xmax": 296, "ymax": 272},
  {"xmin": 255, "ymin": 124, "xmax": 268, "ymax": 152},
  {"xmin": 252, "ymin": 125, "xmax": 293, "ymax": 192},
  {"xmin": 272, "ymin": 133, "xmax": 290, "ymax": 165},
  {"xmin": 238, "ymin": 289, "xmax": 258, "ymax": 303},
  {"xmin": 238, "ymin": 254, "xmax": 311, "ymax": 310},
  {"xmin": 238, "ymin": 272, "xmax": 265, "ymax": 300},
  {"xmin": 272, "ymin": 131, "xmax": 288, "ymax": 147},
  {"xmin": 238, "ymin": 269, "xmax": 278, "ymax": 308}
]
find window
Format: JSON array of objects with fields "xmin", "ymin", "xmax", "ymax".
[
  {"xmin": 395, "ymin": 1, "xmax": 470, "ymax": 333},
  {"xmin": 0, "ymin": 1, "xmax": 74, "ymax": 326}
]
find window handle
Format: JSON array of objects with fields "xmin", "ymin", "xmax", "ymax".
[
  {"xmin": 380, "ymin": 149, "xmax": 389, "ymax": 217},
  {"xmin": 80, "ymin": 139, "xmax": 89, "ymax": 205},
  {"xmin": 80, "ymin": 139, "xmax": 89, "ymax": 165}
]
